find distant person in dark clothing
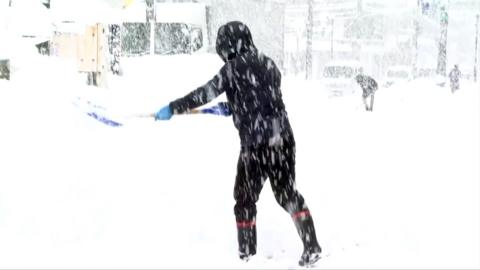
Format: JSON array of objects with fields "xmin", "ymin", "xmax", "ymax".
[
  {"xmin": 153, "ymin": 21, "xmax": 322, "ymax": 266},
  {"xmin": 448, "ymin": 65, "xmax": 461, "ymax": 93},
  {"xmin": 355, "ymin": 74, "xmax": 378, "ymax": 111},
  {"xmin": 0, "ymin": 59, "xmax": 9, "ymax": 80}
]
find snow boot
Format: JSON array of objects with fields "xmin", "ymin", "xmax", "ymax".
[
  {"xmin": 299, "ymin": 246, "xmax": 322, "ymax": 267},
  {"xmin": 237, "ymin": 220, "xmax": 257, "ymax": 261},
  {"xmin": 292, "ymin": 210, "xmax": 322, "ymax": 266}
]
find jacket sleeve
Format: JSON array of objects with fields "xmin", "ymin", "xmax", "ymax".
[{"xmin": 169, "ymin": 64, "xmax": 231, "ymax": 114}]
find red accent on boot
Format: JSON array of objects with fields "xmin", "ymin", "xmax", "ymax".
[
  {"xmin": 236, "ymin": 220, "xmax": 256, "ymax": 228},
  {"xmin": 292, "ymin": 210, "xmax": 310, "ymax": 220}
]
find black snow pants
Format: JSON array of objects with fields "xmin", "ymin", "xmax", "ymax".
[{"xmin": 233, "ymin": 136, "xmax": 320, "ymax": 258}]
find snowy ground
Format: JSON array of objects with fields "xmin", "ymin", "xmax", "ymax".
[{"xmin": 0, "ymin": 54, "xmax": 479, "ymax": 269}]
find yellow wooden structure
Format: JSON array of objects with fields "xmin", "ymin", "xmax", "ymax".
[{"xmin": 76, "ymin": 23, "xmax": 108, "ymax": 87}]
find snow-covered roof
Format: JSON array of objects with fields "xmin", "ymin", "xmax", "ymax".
[
  {"xmin": 50, "ymin": 1, "xmax": 206, "ymax": 25},
  {"xmin": 51, "ymin": 0, "xmax": 122, "ymax": 24},
  {"xmin": 155, "ymin": 3, "xmax": 206, "ymax": 26},
  {"xmin": 8, "ymin": 0, "xmax": 53, "ymax": 39},
  {"xmin": 53, "ymin": 21, "xmax": 85, "ymax": 35}
]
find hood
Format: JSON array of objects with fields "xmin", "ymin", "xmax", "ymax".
[
  {"xmin": 355, "ymin": 74, "xmax": 366, "ymax": 84},
  {"xmin": 215, "ymin": 21, "xmax": 256, "ymax": 62}
]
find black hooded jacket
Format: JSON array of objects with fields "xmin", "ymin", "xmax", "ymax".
[
  {"xmin": 355, "ymin": 74, "xmax": 378, "ymax": 97},
  {"xmin": 169, "ymin": 21, "xmax": 294, "ymax": 147}
]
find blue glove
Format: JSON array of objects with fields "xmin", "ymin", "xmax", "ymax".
[{"xmin": 154, "ymin": 105, "xmax": 173, "ymax": 120}]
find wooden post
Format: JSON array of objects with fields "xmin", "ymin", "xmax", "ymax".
[
  {"xmin": 146, "ymin": 0, "xmax": 155, "ymax": 55},
  {"xmin": 77, "ymin": 23, "xmax": 108, "ymax": 87},
  {"xmin": 96, "ymin": 24, "xmax": 107, "ymax": 86}
]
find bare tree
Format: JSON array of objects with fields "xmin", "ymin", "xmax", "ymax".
[
  {"xmin": 305, "ymin": 0, "xmax": 313, "ymax": 79},
  {"xmin": 437, "ymin": 5, "xmax": 448, "ymax": 77}
]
